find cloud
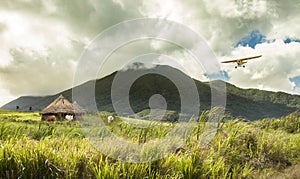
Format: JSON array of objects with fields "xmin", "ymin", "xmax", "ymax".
[
  {"xmin": 138, "ymin": 0, "xmax": 300, "ymax": 95},
  {"xmin": 202, "ymin": 0, "xmax": 270, "ymax": 19},
  {"xmin": 141, "ymin": 0, "xmax": 270, "ymax": 55},
  {"xmin": 0, "ymin": 10, "xmax": 85, "ymax": 96},
  {"xmin": 0, "ymin": 0, "xmax": 300, "ymax": 107},
  {"xmin": 0, "ymin": 0, "xmax": 143, "ymax": 36},
  {"xmin": 140, "ymin": 0, "xmax": 300, "ymax": 55},
  {"xmin": 222, "ymin": 40, "xmax": 300, "ymax": 93},
  {"xmin": 0, "ymin": 47, "xmax": 77, "ymax": 96},
  {"xmin": 0, "ymin": 85, "xmax": 14, "ymax": 107},
  {"xmin": 0, "ymin": 0, "xmax": 145, "ymax": 105}
]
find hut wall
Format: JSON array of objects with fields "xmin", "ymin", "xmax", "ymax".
[
  {"xmin": 41, "ymin": 114, "xmax": 57, "ymax": 121},
  {"xmin": 41, "ymin": 113, "xmax": 77, "ymax": 121}
]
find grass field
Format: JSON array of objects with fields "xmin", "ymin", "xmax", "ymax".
[{"xmin": 0, "ymin": 110, "xmax": 300, "ymax": 178}]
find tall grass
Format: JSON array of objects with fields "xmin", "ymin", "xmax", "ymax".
[
  {"xmin": 256, "ymin": 111, "xmax": 300, "ymax": 133},
  {"xmin": 0, "ymin": 110, "xmax": 299, "ymax": 178}
]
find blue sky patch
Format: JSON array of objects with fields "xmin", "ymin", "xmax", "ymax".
[
  {"xmin": 289, "ymin": 76, "xmax": 300, "ymax": 90},
  {"xmin": 204, "ymin": 71, "xmax": 230, "ymax": 81},
  {"xmin": 235, "ymin": 30, "xmax": 266, "ymax": 48},
  {"xmin": 284, "ymin": 38, "xmax": 300, "ymax": 44}
]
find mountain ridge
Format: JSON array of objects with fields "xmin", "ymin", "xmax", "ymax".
[{"xmin": 1, "ymin": 65, "xmax": 299, "ymax": 120}]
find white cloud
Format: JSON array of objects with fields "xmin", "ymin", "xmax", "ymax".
[
  {"xmin": 0, "ymin": 87, "xmax": 15, "ymax": 107},
  {"xmin": 0, "ymin": 0, "xmax": 300, "ymax": 106},
  {"xmin": 41, "ymin": 0, "xmax": 57, "ymax": 14},
  {"xmin": 0, "ymin": 11, "xmax": 75, "ymax": 65},
  {"xmin": 156, "ymin": 50, "xmax": 207, "ymax": 81},
  {"xmin": 222, "ymin": 40, "xmax": 300, "ymax": 93},
  {"xmin": 140, "ymin": 0, "xmax": 186, "ymax": 22},
  {"xmin": 0, "ymin": 0, "xmax": 145, "ymax": 106},
  {"xmin": 203, "ymin": 0, "xmax": 269, "ymax": 19},
  {"xmin": 140, "ymin": 0, "xmax": 277, "ymax": 55},
  {"xmin": 0, "ymin": 10, "xmax": 86, "ymax": 101},
  {"xmin": 140, "ymin": 0, "xmax": 300, "ymax": 94}
]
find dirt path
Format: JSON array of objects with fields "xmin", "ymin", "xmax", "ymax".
[{"xmin": 267, "ymin": 164, "xmax": 300, "ymax": 179}]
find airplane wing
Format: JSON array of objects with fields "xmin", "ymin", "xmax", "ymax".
[
  {"xmin": 221, "ymin": 59, "xmax": 238, "ymax": 63},
  {"xmin": 221, "ymin": 55, "xmax": 262, "ymax": 63},
  {"xmin": 238, "ymin": 55, "xmax": 262, "ymax": 61}
]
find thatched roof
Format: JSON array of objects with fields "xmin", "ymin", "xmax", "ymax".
[
  {"xmin": 72, "ymin": 101, "xmax": 86, "ymax": 114},
  {"xmin": 40, "ymin": 95, "xmax": 85, "ymax": 115}
]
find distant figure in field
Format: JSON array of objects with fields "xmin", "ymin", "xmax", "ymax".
[
  {"xmin": 16, "ymin": 106, "xmax": 19, "ymax": 110},
  {"xmin": 45, "ymin": 115, "xmax": 56, "ymax": 122},
  {"xmin": 65, "ymin": 114, "xmax": 74, "ymax": 121},
  {"xmin": 107, "ymin": 115, "xmax": 114, "ymax": 123},
  {"xmin": 29, "ymin": 106, "xmax": 32, "ymax": 111}
]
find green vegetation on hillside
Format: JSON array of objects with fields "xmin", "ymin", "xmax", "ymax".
[
  {"xmin": 226, "ymin": 83, "xmax": 300, "ymax": 108},
  {"xmin": 3, "ymin": 66, "xmax": 300, "ymax": 120},
  {"xmin": 0, "ymin": 110, "xmax": 300, "ymax": 178}
]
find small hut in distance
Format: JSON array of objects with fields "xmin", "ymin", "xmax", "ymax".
[{"xmin": 40, "ymin": 95, "xmax": 85, "ymax": 121}]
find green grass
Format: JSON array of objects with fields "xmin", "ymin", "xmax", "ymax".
[
  {"xmin": 255, "ymin": 111, "xmax": 300, "ymax": 133},
  {"xmin": 0, "ymin": 110, "xmax": 40, "ymax": 121},
  {"xmin": 0, "ymin": 110, "xmax": 300, "ymax": 178}
]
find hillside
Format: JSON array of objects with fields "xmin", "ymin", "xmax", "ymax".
[{"xmin": 1, "ymin": 65, "xmax": 299, "ymax": 120}]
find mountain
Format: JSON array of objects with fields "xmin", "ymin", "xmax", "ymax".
[{"xmin": 1, "ymin": 65, "xmax": 299, "ymax": 120}]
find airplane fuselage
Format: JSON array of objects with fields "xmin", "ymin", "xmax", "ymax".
[{"xmin": 236, "ymin": 60, "xmax": 247, "ymax": 68}]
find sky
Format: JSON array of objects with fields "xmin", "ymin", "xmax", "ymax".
[{"xmin": 0, "ymin": 0, "xmax": 300, "ymax": 106}]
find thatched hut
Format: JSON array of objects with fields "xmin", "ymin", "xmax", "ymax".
[
  {"xmin": 40, "ymin": 95, "xmax": 85, "ymax": 121},
  {"xmin": 72, "ymin": 101, "xmax": 85, "ymax": 114}
]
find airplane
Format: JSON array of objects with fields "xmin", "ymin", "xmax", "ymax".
[{"xmin": 221, "ymin": 55, "xmax": 262, "ymax": 68}]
